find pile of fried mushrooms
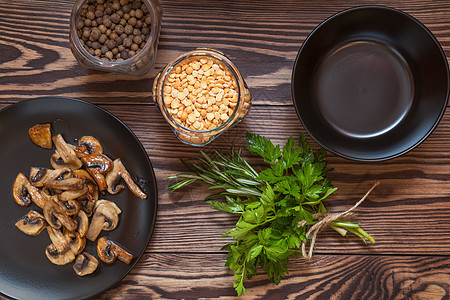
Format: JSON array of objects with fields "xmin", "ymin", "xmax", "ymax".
[{"xmin": 13, "ymin": 124, "xmax": 147, "ymax": 276}]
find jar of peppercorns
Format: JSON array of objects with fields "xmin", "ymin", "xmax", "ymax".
[
  {"xmin": 69, "ymin": 0, "xmax": 162, "ymax": 76},
  {"xmin": 153, "ymin": 49, "xmax": 252, "ymax": 146}
]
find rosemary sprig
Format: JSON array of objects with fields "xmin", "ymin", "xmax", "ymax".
[{"xmin": 168, "ymin": 132, "xmax": 375, "ymax": 296}]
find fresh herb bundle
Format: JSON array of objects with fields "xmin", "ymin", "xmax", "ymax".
[{"xmin": 168, "ymin": 132, "xmax": 375, "ymax": 296}]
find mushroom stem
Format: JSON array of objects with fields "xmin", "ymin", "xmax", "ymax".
[{"xmin": 106, "ymin": 158, "xmax": 147, "ymax": 199}]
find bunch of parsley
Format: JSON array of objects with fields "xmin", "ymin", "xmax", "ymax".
[{"xmin": 168, "ymin": 132, "xmax": 374, "ymax": 296}]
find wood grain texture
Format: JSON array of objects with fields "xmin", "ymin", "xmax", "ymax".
[
  {"xmin": 98, "ymin": 253, "xmax": 450, "ymax": 299},
  {"xmin": 0, "ymin": 0, "xmax": 450, "ymax": 299},
  {"xmin": 0, "ymin": 0, "xmax": 449, "ymax": 104}
]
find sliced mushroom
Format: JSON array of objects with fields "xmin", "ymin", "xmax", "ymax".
[
  {"xmin": 45, "ymin": 226, "xmax": 76, "ymax": 265},
  {"xmin": 63, "ymin": 229, "xmax": 86, "ymax": 255},
  {"xmin": 51, "ymin": 134, "xmax": 83, "ymax": 170},
  {"xmin": 12, "ymin": 173, "xmax": 46, "ymax": 208},
  {"xmin": 86, "ymin": 200, "xmax": 121, "ymax": 241},
  {"xmin": 29, "ymin": 167, "xmax": 50, "ymax": 188},
  {"xmin": 75, "ymin": 136, "xmax": 103, "ymax": 157},
  {"xmin": 29, "ymin": 123, "xmax": 52, "ymax": 149},
  {"xmin": 12, "ymin": 173, "xmax": 32, "ymax": 206},
  {"xmin": 106, "ymin": 158, "xmax": 147, "ymax": 199},
  {"xmin": 15, "ymin": 210, "xmax": 47, "ymax": 236},
  {"xmin": 43, "ymin": 199, "xmax": 78, "ymax": 231},
  {"xmin": 97, "ymin": 236, "xmax": 134, "ymax": 265},
  {"xmin": 73, "ymin": 169, "xmax": 96, "ymax": 184},
  {"xmin": 45, "ymin": 243, "xmax": 76, "ymax": 265},
  {"xmin": 74, "ymin": 169, "xmax": 99, "ymax": 202},
  {"xmin": 80, "ymin": 198, "xmax": 96, "ymax": 217},
  {"xmin": 59, "ymin": 199, "xmax": 81, "ymax": 216},
  {"xmin": 74, "ymin": 210, "xmax": 89, "ymax": 238},
  {"xmin": 40, "ymin": 187, "xmax": 59, "ymax": 203},
  {"xmin": 59, "ymin": 187, "xmax": 89, "ymax": 202},
  {"xmin": 73, "ymin": 252, "xmax": 98, "ymax": 276},
  {"xmin": 42, "ymin": 168, "xmax": 84, "ymax": 191},
  {"xmin": 82, "ymin": 154, "xmax": 113, "ymax": 194}
]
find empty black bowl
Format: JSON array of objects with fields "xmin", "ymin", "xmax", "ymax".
[{"xmin": 292, "ymin": 6, "xmax": 449, "ymax": 161}]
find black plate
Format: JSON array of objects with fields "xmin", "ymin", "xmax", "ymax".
[
  {"xmin": 292, "ymin": 6, "xmax": 449, "ymax": 161},
  {"xmin": 0, "ymin": 97, "xmax": 158, "ymax": 299}
]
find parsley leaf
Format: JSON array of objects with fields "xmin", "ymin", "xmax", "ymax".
[{"xmin": 168, "ymin": 132, "xmax": 374, "ymax": 296}]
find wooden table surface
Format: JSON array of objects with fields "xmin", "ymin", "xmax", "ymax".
[{"xmin": 1, "ymin": 0, "xmax": 450, "ymax": 299}]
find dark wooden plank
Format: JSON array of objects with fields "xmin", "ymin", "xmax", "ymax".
[
  {"xmin": 0, "ymin": 0, "xmax": 448, "ymax": 105},
  {"xmin": 95, "ymin": 253, "xmax": 450, "ymax": 299}
]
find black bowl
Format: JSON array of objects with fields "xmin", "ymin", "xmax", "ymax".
[{"xmin": 292, "ymin": 6, "xmax": 449, "ymax": 161}]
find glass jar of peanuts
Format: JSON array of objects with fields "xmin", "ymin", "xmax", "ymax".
[
  {"xmin": 69, "ymin": 0, "xmax": 162, "ymax": 76},
  {"xmin": 153, "ymin": 49, "xmax": 252, "ymax": 146}
]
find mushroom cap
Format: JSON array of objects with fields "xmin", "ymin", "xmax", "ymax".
[
  {"xmin": 86, "ymin": 200, "xmax": 121, "ymax": 241},
  {"xmin": 60, "ymin": 199, "xmax": 82, "ymax": 216},
  {"xmin": 12, "ymin": 173, "xmax": 46, "ymax": 208},
  {"xmin": 43, "ymin": 199, "xmax": 78, "ymax": 231},
  {"xmin": 63, "ymin": 229, "xmax": 86, "ymax": 255},
  {"xmin": 42, "ymin": 168, "xmax": 85, "ymax": 191},
  {"xmin": 28, "ymin": 123, "xmax": 52, "ymax": 149},
  {"xmin": 15, "ymin": 210, "xmax": 47, "ymax": 236},
  {"xmin": 12, "ymin": 173, "xmax": 32, "ymax": 206},
  {"xmin": 75, "ymin": 210, "xmax": 89, "ymax": 238},
  {"xmin": 97, "ymin": 236, "xmax": 134, "ymax": 265},
  {"xmin": 76, "ymin": 136, "xmax": 103, "ymax": 156},
  {"xmin": 73, "ymin": 252, "xmax": 99, "ymax": 276},
  {"xmin": 29, "ymin": 167, "xmax": 50, "ymax": 188},
  {"xmin": 82, "ymin": 154, "xmax": 113, "ymax": 193},
  {"xmin": 45, "ymin": 243, "xmax": 76, "ymax": 265}
]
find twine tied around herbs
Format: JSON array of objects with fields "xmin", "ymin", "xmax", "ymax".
[{"xmin": 299, "ymin": 181, "xmax": 380, "ymax": 259}]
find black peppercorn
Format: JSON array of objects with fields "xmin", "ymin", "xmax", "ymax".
[
  {"xmin": 123, "ymin": 37, "xmax": 132, "ymax": 48},
  {"xmin": 124, "ymin": 24, "xmax": 133, "ymax": 34},
  {"xmin": 90, "ymin": 27, "xmax": 102, "ymax": 41},
  {"xmin": 133, "ymin": 34, "xmax": 142, "ymax": 45},
  {"xmin": 110, "ymin": 13, "xmax": 120, "ymax": 23},
  {"xmin": 86, "ymin": 11, "xmax": 95, "ymax": 20},
  {"xmin": 115, "ymin": 24, "xmax": 124, "ymax": 34},
  {"xmin": 120, "ymin": 50, "xmax": 129, "ymax": 59}
]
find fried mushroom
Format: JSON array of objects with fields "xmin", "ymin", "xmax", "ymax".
[
  {"xmin": 74, "ymin": 210, "xmax": 89, "ymax": 238},
  {"xmin": 75, "ymin": 136, "xmax": 103, "ymax": 157},
  {"xmin": 43, "ymin": 199, "xmax": 78, "ymax": 231},
  {"xmin": 73, "ymin": 252, "xmax": 99, "ymax": 276},
  {"xmin": 86, "ymin": 200, "xmax": 121, "ymax": 241},
  {"xmin": 51, "ymin": 134, "xmax": 83, "ymax": 170},
  {"xmin": 63, "ymin": 229, "xmax": 86, "ymax": 255},
  {"xmin": 42, "ymin": 168, "xmax": 84, "ymax": 191},
  {"xmin": 97, "ymin": 236, "xmax": 134, "ymax": 265},
  {"xmin": 106, "ymin": 158, "xmax": 147, "ymax": 199},
  {"xmin": 82, "ymin": 154, "xmax": 113, "ymax": 194},
  {"xmin": 29, "ymin": 167, "xmax": 50, "ymax": 188},
  {"xmin": 29, "ymin": 123, "xmax": 52, "ymax": 149},
  {"xmin": 12, "ymin": 173, "xmax": 46, "ymax": 208},
  {"xmin": 45, "ymin": 243, "xmax": 76, "ymax": 266},
  {"xmin": 45, "ymin": 227, "xmax": 76, "ymax": 265},
  {"xmin": 15, "ymin": 210, "xmax": 47, "ymax": 236}
]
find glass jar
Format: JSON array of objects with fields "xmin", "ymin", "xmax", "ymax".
[
  {"xmin": 69, "ymin": 0, "xmax": 162, "ymax": 76},
  {"xmin": 153, "ymin": 49, "xmax": 252, "ymax": 146}
]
